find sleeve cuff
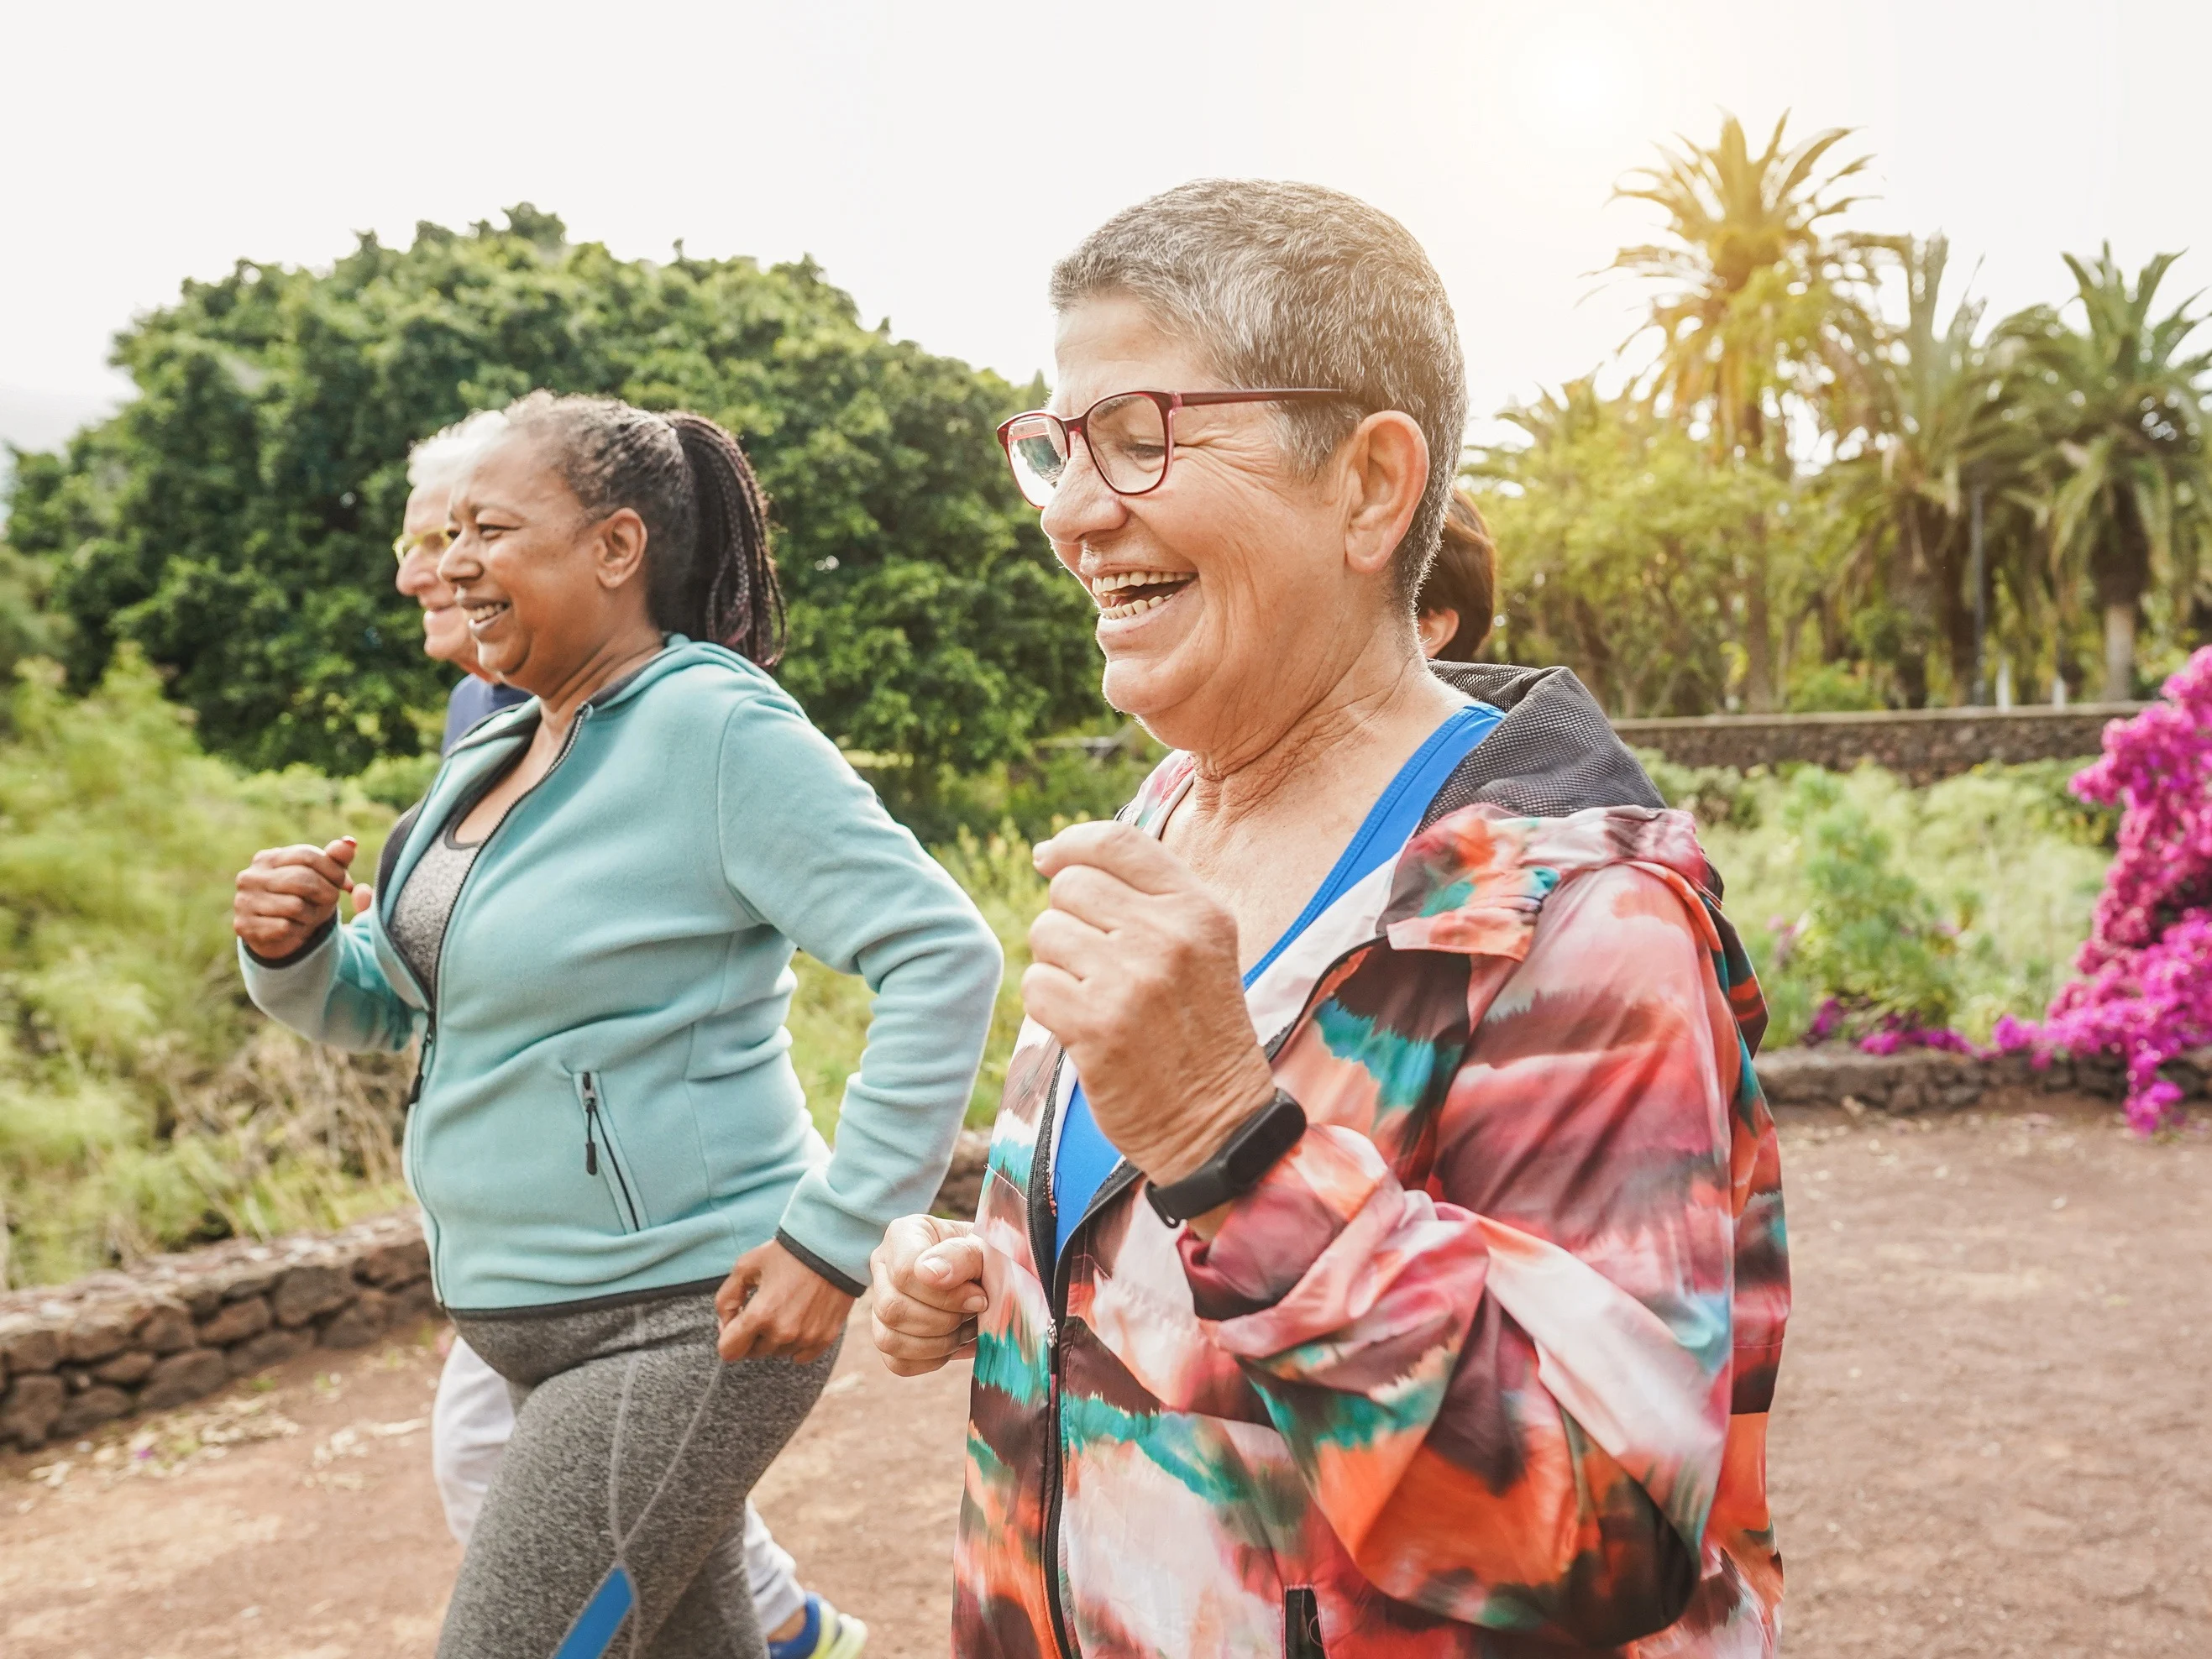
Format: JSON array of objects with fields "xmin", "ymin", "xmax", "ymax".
[
  {"xmin": 241, "ymin": 917, "xmax": 336, "ymax": 971},
  {"xmin": 775, "ymin": 1228, "xmax": 868, "ymax": 1298},
  {"xmin": 1180, "ymin": 1127, "xmax": 1391, "ymax": 1320}
]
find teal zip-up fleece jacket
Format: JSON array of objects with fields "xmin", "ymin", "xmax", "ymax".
[{"xmin": 239, "ymin": 640, "xmax": 1003, "ymax": 1311}]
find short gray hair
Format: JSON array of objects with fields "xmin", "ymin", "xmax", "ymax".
[
  {"xmin": 406, "ymin": 408, "xmax": 511, "ymax": 493},
  {"xmin": 1051, "ymin": 180, "xmax": 1468, "ymax": 600}
]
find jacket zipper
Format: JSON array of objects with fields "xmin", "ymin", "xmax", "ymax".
[
  {"xmin": 579, "ymin": 1070, "xmax": 642, "ymax": 1231},
  {"xmin": 1027, "ymin": 931, "xmax": 1384, "ymax": 1659},
  {"xmin": 391, "ymin": 705, "xmax": 595, "ymax": 1285}
]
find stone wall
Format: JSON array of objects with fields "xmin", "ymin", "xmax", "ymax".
[
  {"xmin": 1751, "ymin": 1045, "xmax": 2157, "ymax": 1115},
  {"xmin": 1614, "ymin": 703, "xmax": 2141, "ymax": 784},
  {"xmin": 0, "ymin": 1130, "xmax": 996, "ymax": 1454},
  {"xmin": 0, "ymin": 1212, "xmax": 435, "ymax": 1452}
]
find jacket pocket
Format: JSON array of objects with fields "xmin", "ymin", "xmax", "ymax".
[
  {"xmin": 1284, "ymin": 1588, "xmax": 1326, "ymax": 1659},
  {"xmin": 574, "ymin": 1070, "xmax": 647, "ymax": 1233}
]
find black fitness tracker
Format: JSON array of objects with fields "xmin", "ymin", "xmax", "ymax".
[{"xmin": 1144, "ymin": 1089, "xmax": 1308, "ymax": 1227}]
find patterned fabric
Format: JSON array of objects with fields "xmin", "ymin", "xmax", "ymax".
[{"xmin": 954, "ymin": 764, "xmax": 1788, "ymax": 1658}]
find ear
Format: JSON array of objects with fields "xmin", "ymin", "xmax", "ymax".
[
  {"xmin": 1417, "ymin": 605, "xmax": 1458, "ymax": 659},
  {"xmin": 593, "ymin": 507, "xmax": 650, "ymax": 592},
  {"xmin": 1338, "ymin": 411, "xmax": 1429, "ymax": 578}
]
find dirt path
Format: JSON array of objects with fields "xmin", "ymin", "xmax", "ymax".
[{"xmin": 4, "ymin": 1097, "xmax": 2205, "ymax": 1657}]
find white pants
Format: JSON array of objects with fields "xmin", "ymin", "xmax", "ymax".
[{"xmin": 430, "ymin": 1333, "xmax": 805, "ymax": 1634}]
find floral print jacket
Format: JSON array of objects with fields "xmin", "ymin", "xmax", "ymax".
[{"xmin": 953, "ymin": 750, "xmax": 1790, "ymax": 1658}]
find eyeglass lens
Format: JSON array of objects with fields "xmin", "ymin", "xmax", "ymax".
[{"xmin": 1004, "ymin": 394, "xmax": 1170, "ymax": 507}]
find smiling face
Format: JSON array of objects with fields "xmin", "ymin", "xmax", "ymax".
[
  {"xmin": 437, "ymin": 430, "xmax": 655, "ymax": 697},
  {"xmin": 1041, "ymin": 295, "xmax": 1404, "ymax": 760},
  {"xmin": 394, "ymin": 484, "xmax": 474, "ymax": 667}
]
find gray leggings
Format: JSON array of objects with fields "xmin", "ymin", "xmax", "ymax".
[{"xmin": 440, "ymin": 1290, "xmax": 836, "ymax": 1659}]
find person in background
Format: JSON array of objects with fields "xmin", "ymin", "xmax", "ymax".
[
  {"xmin": 392, "ymin": 412, "xmax": 864, "ymax": 1659},
  {"xmin": 1415, "ymin": 484, "xmax": 1498, "ymax": 662},
  {"xmin": 869, "ymin": 179, "xmax": 1787, "ymax": 1657},
  {"xmin": 395, "ymin": 412, "xmax": 532, "ymax": 751}
]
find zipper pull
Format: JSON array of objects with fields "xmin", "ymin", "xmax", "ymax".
[
  {"xmin": 406, "ymin": 1027, "xmax": 437, "ymax": 1108},
  {"xmin": 582, "ymin": 1073, "xmax": 601, "ymax": 1175}
]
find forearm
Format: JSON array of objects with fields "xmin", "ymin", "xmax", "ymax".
[
  {"xmin": 238, "ymin": 918, "xmax": 418, "ymax": 1053},
  {"xmin": 775, "ymin": 915, "xmax": 1003, "ymax": 1288}
]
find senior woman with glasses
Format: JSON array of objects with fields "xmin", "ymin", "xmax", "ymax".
[{"xmin": 869, "ymin": 181, "xmax": 1790, "ymax": 1658}]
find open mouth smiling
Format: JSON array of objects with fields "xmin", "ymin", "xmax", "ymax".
[
  {"xmin": 1089, "ymin": 568, "xmax": 1195, "ymax": 621},
  {"xmin": 464, "ymin": 599, "xmax": 511, "ymax": 629}
]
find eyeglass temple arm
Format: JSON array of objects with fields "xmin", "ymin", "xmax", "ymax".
[{"xmin": 1170, "ymin": 389, "xmax": 1345, "ymax": 408}]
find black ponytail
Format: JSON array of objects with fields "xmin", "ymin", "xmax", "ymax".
[
  {"xmin": 505, "ymin": 391, "xmax": 787, "ymax": 667},
  {"xmin": 665, "ymin": 413, "xmax": 786, "ymax": 667}
]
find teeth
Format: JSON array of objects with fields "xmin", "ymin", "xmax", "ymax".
[
  {"xmin": 1091, "ymin": 568, "xmax": 1188, "ymax": 597},
  {"xmin": 1099, "ymin": 592, "xmax": 1175, "ymax": 621}
]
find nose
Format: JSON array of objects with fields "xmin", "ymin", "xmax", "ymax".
[
  {"xmin": 435, "ymin": 531, "xmax": 481, "ymax": 589},
  {"xmin": 1038, "ymin": 435, "xmax": 1127, "ymax": 547}
]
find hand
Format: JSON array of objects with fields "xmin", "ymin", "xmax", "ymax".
[
  {"xmin": 233, "ymin": 837, "xmax": 359, "ymax": 960},
  {"xmin": 1024, "ymin": 821, "xmax": 1276, "ymax": 1185},
  {"xmin": 869, "ymin": 1215, "xmax": 987, "ymax": 1377},
  {"xmin": 715, "ymin": 1239, "xmax": 856, "ymax": 1366}
]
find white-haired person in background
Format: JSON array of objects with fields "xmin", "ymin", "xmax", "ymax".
[{"xmin": 391, "ymin": 411, "xmax": 867, "ymax": 1659}]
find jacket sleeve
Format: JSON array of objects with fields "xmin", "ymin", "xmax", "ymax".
[
  {"xmin": 237, "ymin": 915, "xmax": 422, "ymax": 1054},
  {"xmin": 715, "ymin": 688, "xmax": 1004, "ymax": 1295},
  {"xmin": 1178, "ymin": 863, "xmax": 1742, "ymax": 1646}
]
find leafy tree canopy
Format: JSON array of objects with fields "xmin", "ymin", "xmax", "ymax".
[{"xmin": 5, "ymin": 206, "xmax": 1100, "ymax": 774}]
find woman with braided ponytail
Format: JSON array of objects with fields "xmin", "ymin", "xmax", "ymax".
[{"xmin": 232, "ymin": 393, "xmax": 1002, "ymax": 1658}]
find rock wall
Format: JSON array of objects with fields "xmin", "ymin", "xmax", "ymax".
[
  {"xmin": 0, "ymin": 1212, "xmax": 435, "ymax": 1452},
  {"xmin": 1614, "ymin": 704, "xmax": 2140, "ymax": 784},
  {"xmin": 0, "ymin": 1130, "xmax": 996, "ymax": 1454},
  {"xmin": 1751, "ymin": 1046, "xmax": 2157, "ymax": 1115}
]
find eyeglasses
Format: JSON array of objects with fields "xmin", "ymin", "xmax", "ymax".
[
  {"xmin": 996, "ymin": 389, "xmax": 1347, "ymax": 510},
  {"xmin": 392, "ymin": 528, "xmax": 453, "ymax": 563}
]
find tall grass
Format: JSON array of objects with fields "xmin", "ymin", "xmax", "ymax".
[{"xmin": 0, "ymin": 655, "xmax": 409, "ymax": 1287}]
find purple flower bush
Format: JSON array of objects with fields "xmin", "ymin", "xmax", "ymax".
[{"xmin": 1995, "ymin": 646, "xmax": 2212, "ymax": 1132}]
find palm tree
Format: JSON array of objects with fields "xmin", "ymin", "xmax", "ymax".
[
  {"xmin": 1609, "ymin": 113, "xmax": 1887, "ymax": 709},
  {"xmin": 1828, "ymin": 235, "xmax": 2033, "ymax": 704},
  {"xmin": 2001, "ymin": 247, "xmax": 2212, "ymax": 700}
]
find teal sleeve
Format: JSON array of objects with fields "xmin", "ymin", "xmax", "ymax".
[
  {"xmin": 715, "ymin": 688, "xmax": 1004, "ymax": 1290},
  {"xmin": 238, "ymin": 913, "xmax": 422, "ymax": 1055}
]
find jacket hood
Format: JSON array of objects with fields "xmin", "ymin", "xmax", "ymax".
[{"xmin": 1425, "ymin": 661, "xmax": 1665, "ymax": 822}]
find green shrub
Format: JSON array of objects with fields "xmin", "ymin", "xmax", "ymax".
[
  {"xmin": 1637, "ymin": 749, "xmax": 1763, "ymax": 830},
  {"xmin": 1698, "ymin": 762, "xmax": 2110, "ymax": 1045}
]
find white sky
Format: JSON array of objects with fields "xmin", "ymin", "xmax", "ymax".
[{"xmin": 3, "ymin": 0, "xmax": 2207, "ymax": 457}]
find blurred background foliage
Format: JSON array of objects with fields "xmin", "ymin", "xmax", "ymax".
[{"xmin": 2, "ymin": 205, "xmax": 1103, "ymax": 789}]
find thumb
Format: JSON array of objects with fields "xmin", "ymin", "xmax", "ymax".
[
  {"xmin": 324, "ymin": 836, "xmax": 359, "ymax": 888},
  {"xmin": 351, "ymin": 884, "xmax": 375, "ymax": 917},
  {"xmin": 917, "ymin": 1237, "xmax": 988, "ymax": 1310}
]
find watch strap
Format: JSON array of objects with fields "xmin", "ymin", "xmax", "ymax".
[{"xmin": 1145, "ymin": 1090, "xmax": 1308, "ymax": 1226}]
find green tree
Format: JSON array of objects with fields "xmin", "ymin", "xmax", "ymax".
[
  {"xmin": 1608, "ymin": 113, "xmax": 1887, "ymax": 709},
  {"xmin": 4, "ymin": 207, "xmax": 1100, "ymax": 776},
  {"xmin": 1471, "ymin": 379, "xmax": 1791, "ymax": 716},
  {"xmin": 1999, "ymin": 247, "xmax": 2212, "ymax": 699}
]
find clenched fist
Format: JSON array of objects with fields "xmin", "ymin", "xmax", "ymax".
[
  {"xmin": 1022, "ymin": 820, "xmax": 1276, "ymax": 1187},
  {"xmin": 233, "ymin": 837, "xmax": 362, "ymax": 961},
  {"xmin": 868, "ymin": 1215, "xmax": 988, "ymax": 1377}
]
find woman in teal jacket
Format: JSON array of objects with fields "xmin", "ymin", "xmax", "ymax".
[{"xmin": 233, "ymin": 393, "xmax": 1002, "ymax": 1659}]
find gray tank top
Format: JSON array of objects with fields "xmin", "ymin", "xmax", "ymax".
[{"xmin": 387, "ymin": 819, "xmax": 485, "ymax": 1000}]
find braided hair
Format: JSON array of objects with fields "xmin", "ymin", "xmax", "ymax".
[{"xmin": 503, "ymin": 391, "xmax": 786, "ymax": 666}]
